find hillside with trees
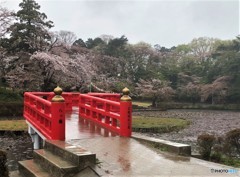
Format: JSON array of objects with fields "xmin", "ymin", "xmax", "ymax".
[{"xmin": 0, "ymin": 0, "xmax": 240, "ymax": 106}]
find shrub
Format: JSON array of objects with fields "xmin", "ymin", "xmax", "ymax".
[
  {"xmin": 210, "ymin": 152, "xmax": 222, "ymax": 162},
  {"xmin": 197, "ymin": 133, "xmax": 216, "ymax": 160},
  {"xmin": 0, "ymin": 102, "xmax": 23, "ymax": 117},
  {"xmin": 224, "ymin": 129, "xmax": 240, "ymax": 156},
  {"xmin": 0, "ymin": 149, "xmax": 9, "ymax": 177},
  {"xmin": 0, "ymin": 87, "xmax": 23, "ymax": 102}
]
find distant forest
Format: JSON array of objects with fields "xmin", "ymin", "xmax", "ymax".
[{"xmin": 0, "ymin": 0, "xmax": 240, "ymax": 105}]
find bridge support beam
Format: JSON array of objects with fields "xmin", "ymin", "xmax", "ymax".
[{"xmin": 28, "ymin": 126, "xmax": 41, "ymax": 149}]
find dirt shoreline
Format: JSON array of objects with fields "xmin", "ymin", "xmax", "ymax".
[{"xmin": 0, "ymin": 133, "xmax": 33, "ymax": 171}]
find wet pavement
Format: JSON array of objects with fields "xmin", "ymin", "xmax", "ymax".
[
  {"xmin": 68, "ymin": 137, "xmax": 240, "ymax": 177},
  {"xmin": 66, "ymin": 107, "xmax": 118, "ymax": 140},
  {"xmin": 66, "ymin": 107, "xmax": 240, "ymax": 177}
]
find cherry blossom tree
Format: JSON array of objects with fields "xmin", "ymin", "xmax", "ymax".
[
  {"xmin": 136, "ymin": 79, "xmax": 175, "ymax": 107},
  {"xmin": 177, "ymin": 73, "xmax": 202, "ymax": 103},
  {"xmin": 201, "ymin": 76, "xmax": 231, "ymax": 104}
]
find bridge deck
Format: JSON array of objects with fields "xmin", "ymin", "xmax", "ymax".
[
  {"xmin": 66, "ymin": 107, "xmax": 117, "ymax": 140},
  {"xmin": 65, "ymin": 108, "xmax": 239, "ymax": 176}
]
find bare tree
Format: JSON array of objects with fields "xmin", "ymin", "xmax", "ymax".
[
  {"xmin": 48, "ymin": 31, "xmax": 59, "ymax": 50},
  {"xmin": 0, "ymin": 5, "xmax": 14, "ymax": 38},
  {"xmin": 48, "ymin": 30, "xmax": 77, "ymax": 50},
  {"xmin": 57, "ymin": 30, "xmax": 77, "ymax": 48}
]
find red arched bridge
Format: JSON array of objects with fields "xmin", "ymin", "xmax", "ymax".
[
  {"xmin": 21, "ymin": 86, "xmax": 234, "ymax": 177},
  {"xmin": 24, "ymin": 86, "xmax": 132, "ymax": 149}
]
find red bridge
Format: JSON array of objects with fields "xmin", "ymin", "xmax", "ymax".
[
  {"xmin": 20, "ymin": 86, "xmax": 230, "ymax": 177},
  {"xmin": 23, "ymin": 86, "xmax": 132, "ymax": 149}
]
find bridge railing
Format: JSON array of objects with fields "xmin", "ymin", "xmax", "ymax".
[
  {"xmin": 72, "ymin": 93, "xmax": 80, "ymax": 106},
  {"xmin": 88, "ymin": 93, "xmax": 121, "ymax": 102},
  {"xmin": 43, "ymin": 92, "xmax": 80, "ymax": 111},
  {"xmin": 24, "ymin": 90, "xmax": 65, "ymax": 140},
  {"xmin": 79, "ymin": 88, "xmax": 132, "ymax": 137},
  {"xmin": 31, "ymin": 92, "xmax": 80, "ymax": 111},
  {"xmin": 24, "ymin": 87, "xmax": 132, "ymax": 140}
]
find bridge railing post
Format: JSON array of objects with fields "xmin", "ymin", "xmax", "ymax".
[
  {"xmin": 51, "ymin": 86, "xmax": 65, "ymax": 140},
  {"xmin": 120, "ymin": 87, "xmax": 132, "ymax": 137},
  {"xmin": 47, "ymin": 92, "xmax": 55, "ymax": 101}
]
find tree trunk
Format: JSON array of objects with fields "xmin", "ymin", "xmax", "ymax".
[{"xmin": 152, "ymin": 97, "xmax": 157, "ymax": 108}]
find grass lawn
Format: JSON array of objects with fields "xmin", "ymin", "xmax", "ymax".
[
  {"xmin": 132, "ymin": 116, "xmax": 190, "ymax": 133},
  {"xmin": 133, "ymin": 101, "xmax": 152, "ymax": 108},
  {"xmin": 0, "ymin": 120, "xmax": 28, "ymax": 131}
]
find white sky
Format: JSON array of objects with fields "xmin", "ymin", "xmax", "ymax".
[{"xmin": 1, "ymin": 0, "xmax": 240, "ymax": 47}]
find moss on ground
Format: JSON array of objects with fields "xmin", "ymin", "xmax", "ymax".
[{"xmin": 132, "ymin": 116, "xmax": 190, "ymax": 133}]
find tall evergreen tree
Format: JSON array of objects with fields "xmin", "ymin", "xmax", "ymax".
[
  {"xmin": 73, "ymin": 38, "xmax": 86, "ymax": 48},
  {"xmin": 4, "ymin": 0, "xmax": 53, "ymax": 53}
]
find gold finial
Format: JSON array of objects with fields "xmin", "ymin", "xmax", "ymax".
[
  {"xmin": 52, "ymin": 86, "xmax": 65, "ymax": 102},
  {"xmin": 120, "ymin": 87, "xmax": 132, "ymax": 101}
]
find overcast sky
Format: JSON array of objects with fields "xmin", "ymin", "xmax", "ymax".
[{"xmin": 1, "ymin": 0, "xmax": 239, "ymax": 47}]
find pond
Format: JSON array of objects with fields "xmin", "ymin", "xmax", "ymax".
[{"xmin": 133, "ymin": 109, "xmax": 240, "ymax": 153}]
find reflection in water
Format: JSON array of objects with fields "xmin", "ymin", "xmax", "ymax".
[{"xmin": 66, "ymin": 107, "xmax": 117, "ymax": 140}]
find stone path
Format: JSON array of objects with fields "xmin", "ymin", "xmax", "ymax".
[{"xmin": 68, "ymin": 136, "xmax": 240, "ymax": 177}]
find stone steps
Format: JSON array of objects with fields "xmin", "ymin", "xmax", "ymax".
[
  {"xmin": 33, "ymin": 149, "xmax": 78, "ymax": 177},
  {"xmin": 44, "ymin": 140, "xmax": 96, "ymax": 167},
  {"xmin": 18, "ymin": 160, "xmax": 51, "ymax": 177},
  {"xmin": 18, "ymin": 140, "xmax": 97, "ymax": 177}
]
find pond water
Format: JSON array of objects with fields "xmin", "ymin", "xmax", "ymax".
[{"xmin": 134, "ymin": 109, "xmax": 240, "ymax": 153}]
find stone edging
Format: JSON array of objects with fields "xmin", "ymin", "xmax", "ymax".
[{"xmin": 131, "ymin": 133, "xmax": 191, "ymax": 156}]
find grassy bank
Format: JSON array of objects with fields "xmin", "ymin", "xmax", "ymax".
[
  {"xmin": 132, "ymin": 116, "xmax": 190, "ymax": 133},
  {"xmin": 133, "ymin": 101, "xmax": 151, "ymax": 108},
  {"xmin": 0, "ymin": 120, "xmax": 27, "ymax": 131}
]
